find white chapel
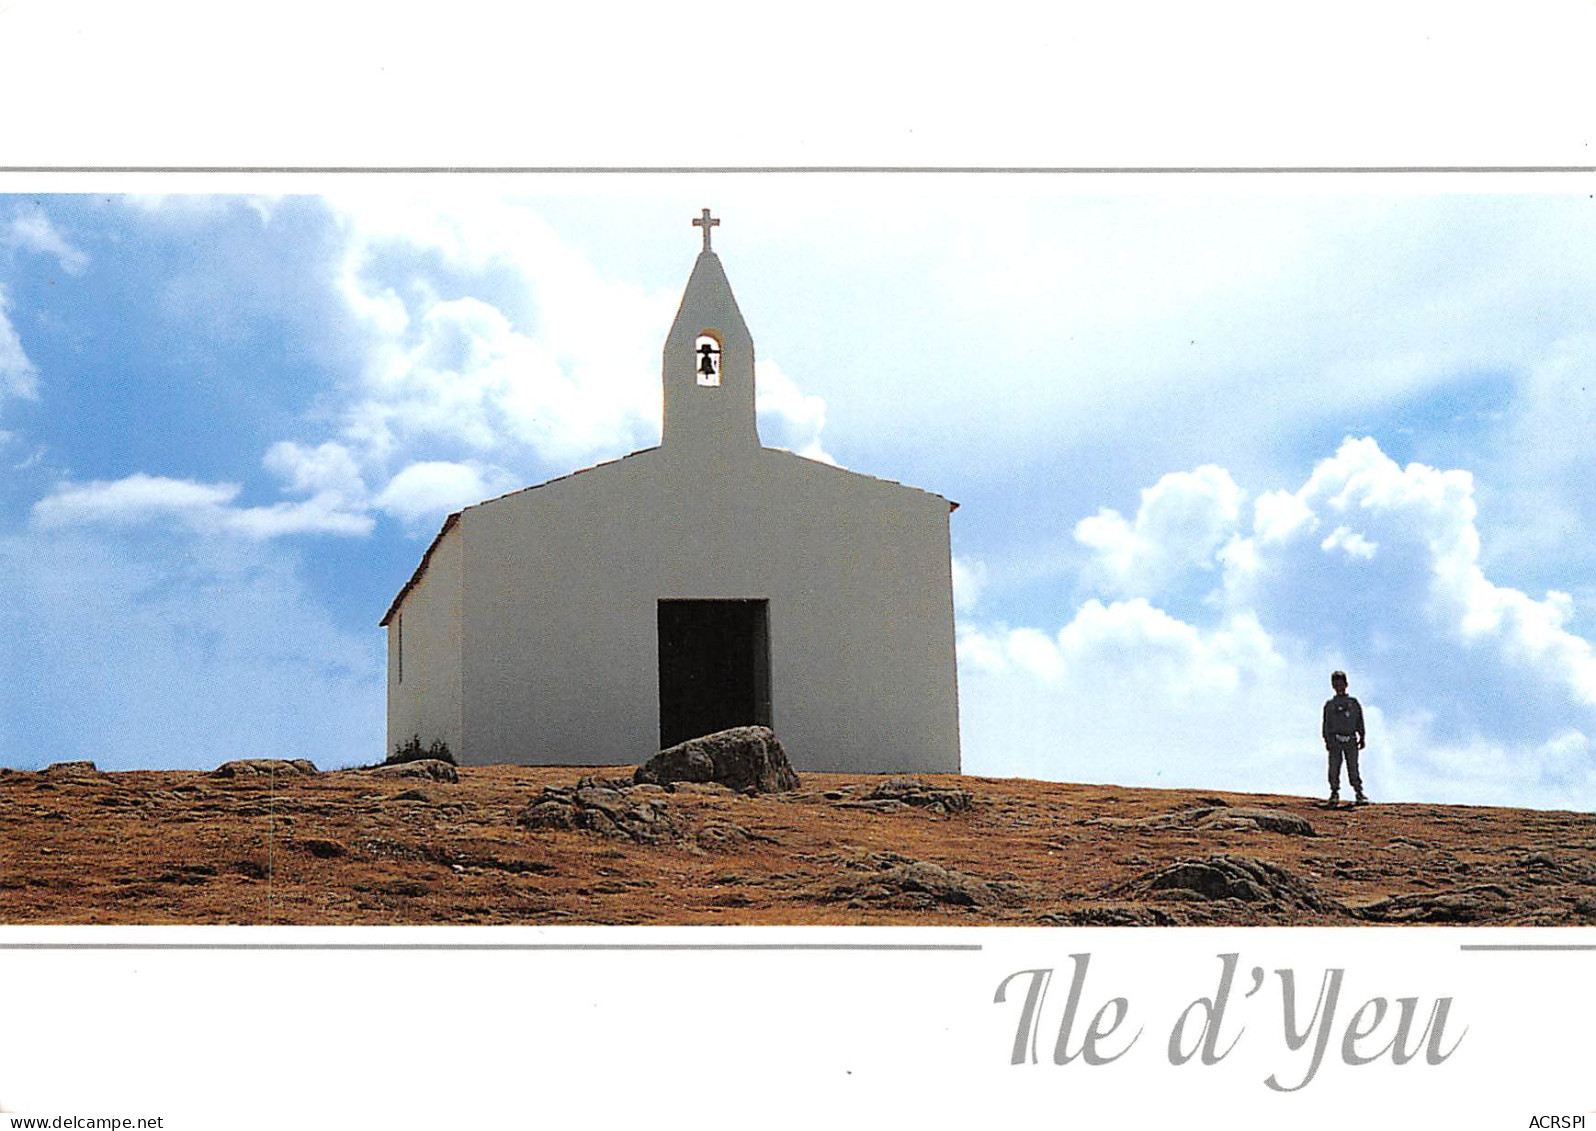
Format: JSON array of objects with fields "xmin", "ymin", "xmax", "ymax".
[{"xmin": 380, "ymin": 212, "xmax": 961, "ymax": 773}]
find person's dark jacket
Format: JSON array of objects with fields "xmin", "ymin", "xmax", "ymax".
[{"xmin": 1322, "ymin": 693, "xmax": 1365, "ymax": 746}]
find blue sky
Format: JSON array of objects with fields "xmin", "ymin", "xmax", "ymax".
[{"xmin": 1, "ymin": 187, "xmax": 1593, "ymax": 811}]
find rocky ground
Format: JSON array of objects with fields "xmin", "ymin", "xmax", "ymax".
[{"xmin": 3, "ymin": 758, "xmax": 1594, "ymax": 926}]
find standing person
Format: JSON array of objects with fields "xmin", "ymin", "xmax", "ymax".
[{"xmin": 1322, "ymin": 670, "xmax": 1369, "ymax": 806}]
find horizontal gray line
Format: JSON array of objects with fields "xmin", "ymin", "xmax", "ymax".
[
  {"xmin": 0, "ymin": 166, "xmax": 1593, "ymax": 176},
  {"xmin": 0, "ymin": 943, "xmax": 982, "ymax": 952},
  {"xmin": 1460, "ymin": 944, "xmax": 1596, "ymax": 952}
]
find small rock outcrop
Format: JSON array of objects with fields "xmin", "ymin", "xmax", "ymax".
[
  {"xmin": 1039, "ymin": 906, "xmax": 1180, "ymax": 927},
  {"xmin": 837, "ymin": 777, "xmax": 973, "ymax": 815},
  {"xmin": 518, "ymin": 775, "xmax": 681, "ymax": 844},
  {"xmin": 822, "ymin": 851, "xmax": 1023, "ymax": 910},
  {"xmin": 367, "ymin": 758, "xmax": 459, "ymax": 783},
  {"xmin": 211, "ymin": 758, "xmax": 318, "ymax": 778},
  {"xmin": 694, "ymin": 818, "xmax": 780, "ymax": 852},
  {"xmin": 634, "ymin": 727, "xmax": 799, "ymax": 793},
  {"xmin": 298, "ymin": 838, "xmax": 348, "ymax": 859},
  {"xmin": 1086, "ymin": 804, "xmax": 1229, "ymax": 831},
  {"xmin": 1086, "ymin": 801, "xmax": 1314, "ymax": 837},
  {"xmin": 43, "ymin": 761, "xmax": 100, "ymax": 776},
  {"xmin": 1118, "ymin": 854, "xmax": 1327, "ymax": 912},
  {"xmin": 1350, "ymin": 884, "xmax": 1515, "ymax": 924},
  {"xmin": 1198, "ymin": 808, "xmax": 1316, "ymax": 836}
]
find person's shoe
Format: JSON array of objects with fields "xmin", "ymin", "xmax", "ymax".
[
  {"xmin": 1354, "ymin": 794, "xmax": 1370, "ymax": 805},
  {"xmin": 1325, "ymin": 792, "xmax": 1340, "ymax": 807}
]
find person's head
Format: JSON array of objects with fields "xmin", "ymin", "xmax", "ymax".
[{"xmin": 1331, "ymin": 670, "xmax": 1348, "ymax": 693}]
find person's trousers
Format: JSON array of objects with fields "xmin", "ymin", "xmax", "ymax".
[{"xmin": 1327, "ymin": 739, "xmax": 1363, "ymax": 795}]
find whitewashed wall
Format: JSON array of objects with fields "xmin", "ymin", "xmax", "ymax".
[{"xmin": 449, "ymin": 443, "xmax": 959, "ymax": 772}]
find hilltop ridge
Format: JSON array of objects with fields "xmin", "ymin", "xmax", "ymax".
[{"xmin": 3, "ymin": 762, "xmax": 1593, "ymax": 926}]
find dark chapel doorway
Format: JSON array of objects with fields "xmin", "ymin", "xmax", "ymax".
[{"xmin": 657, "ymin": 599, "xmax": 771, "ymax": 748}]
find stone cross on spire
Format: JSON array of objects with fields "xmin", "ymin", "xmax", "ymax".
[{"xmin": 692, "ymin": 208, "xmax": 720, "ymax": 251}]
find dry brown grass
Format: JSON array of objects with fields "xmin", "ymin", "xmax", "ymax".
[{"xmin": 3, "ymin": 763, "xmax": 1593, "ymax": 926}]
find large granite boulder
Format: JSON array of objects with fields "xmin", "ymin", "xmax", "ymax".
[{"xmin": 634, "ymin": 726, "xmax": 799, "ymax": 794}]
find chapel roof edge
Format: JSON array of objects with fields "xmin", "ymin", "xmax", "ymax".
[
  {"xmin": 379, "ymin": 510, "xmax": 460, "ymax": 627},
  {"xmin": 380, "ymin": 447, "xmax": 664, "ymax": 625},
  {"xmin": 761, "ymin": 447, "xmax": 959, "ymax": 511}
]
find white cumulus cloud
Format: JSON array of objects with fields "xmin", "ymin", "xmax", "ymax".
[
  {"xmin": 1075, "ymin": 464, "xmax": 1245, "ymax": 598},
  {"xmin": 960, "ymin": 599, "xmax": 1282, "ymax": 696},
  {"xmin": 756, "ymin": 358, "xmax": 834, "ymax": 464},
  {"xmin": 1321, "ymin": 526, "xmax": 1378, "ymax": 559},
  {"xmin": 32, "ymin": 473, "xmax": 372, "ymax": 538},
  {"xmin": 327, "ymin": 196, "xmax": 678, "ymax": 473},
  {"xmin": 33, "ymin": 474, "xmax": 239, "ymax": 526},
  {"xmin": 373, "ymin": 460, "xmax": 515, "ymax": 526},
  {"xmin": 264, "ymin": 440, "xmax": 368, "ymax": 502},
  {"xmin": 1224, "ymin": 436, "xmax": 1596, "ymax": 710}
]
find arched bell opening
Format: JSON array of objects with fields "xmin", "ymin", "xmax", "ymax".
[{"xmin": 694, "ymin": 331, "xmax": 723, "ymax": 387}]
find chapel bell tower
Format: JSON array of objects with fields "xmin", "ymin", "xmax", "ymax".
[{"xmin": 662, "ymin": 209, "xmax": 760, "ymax": 456}]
